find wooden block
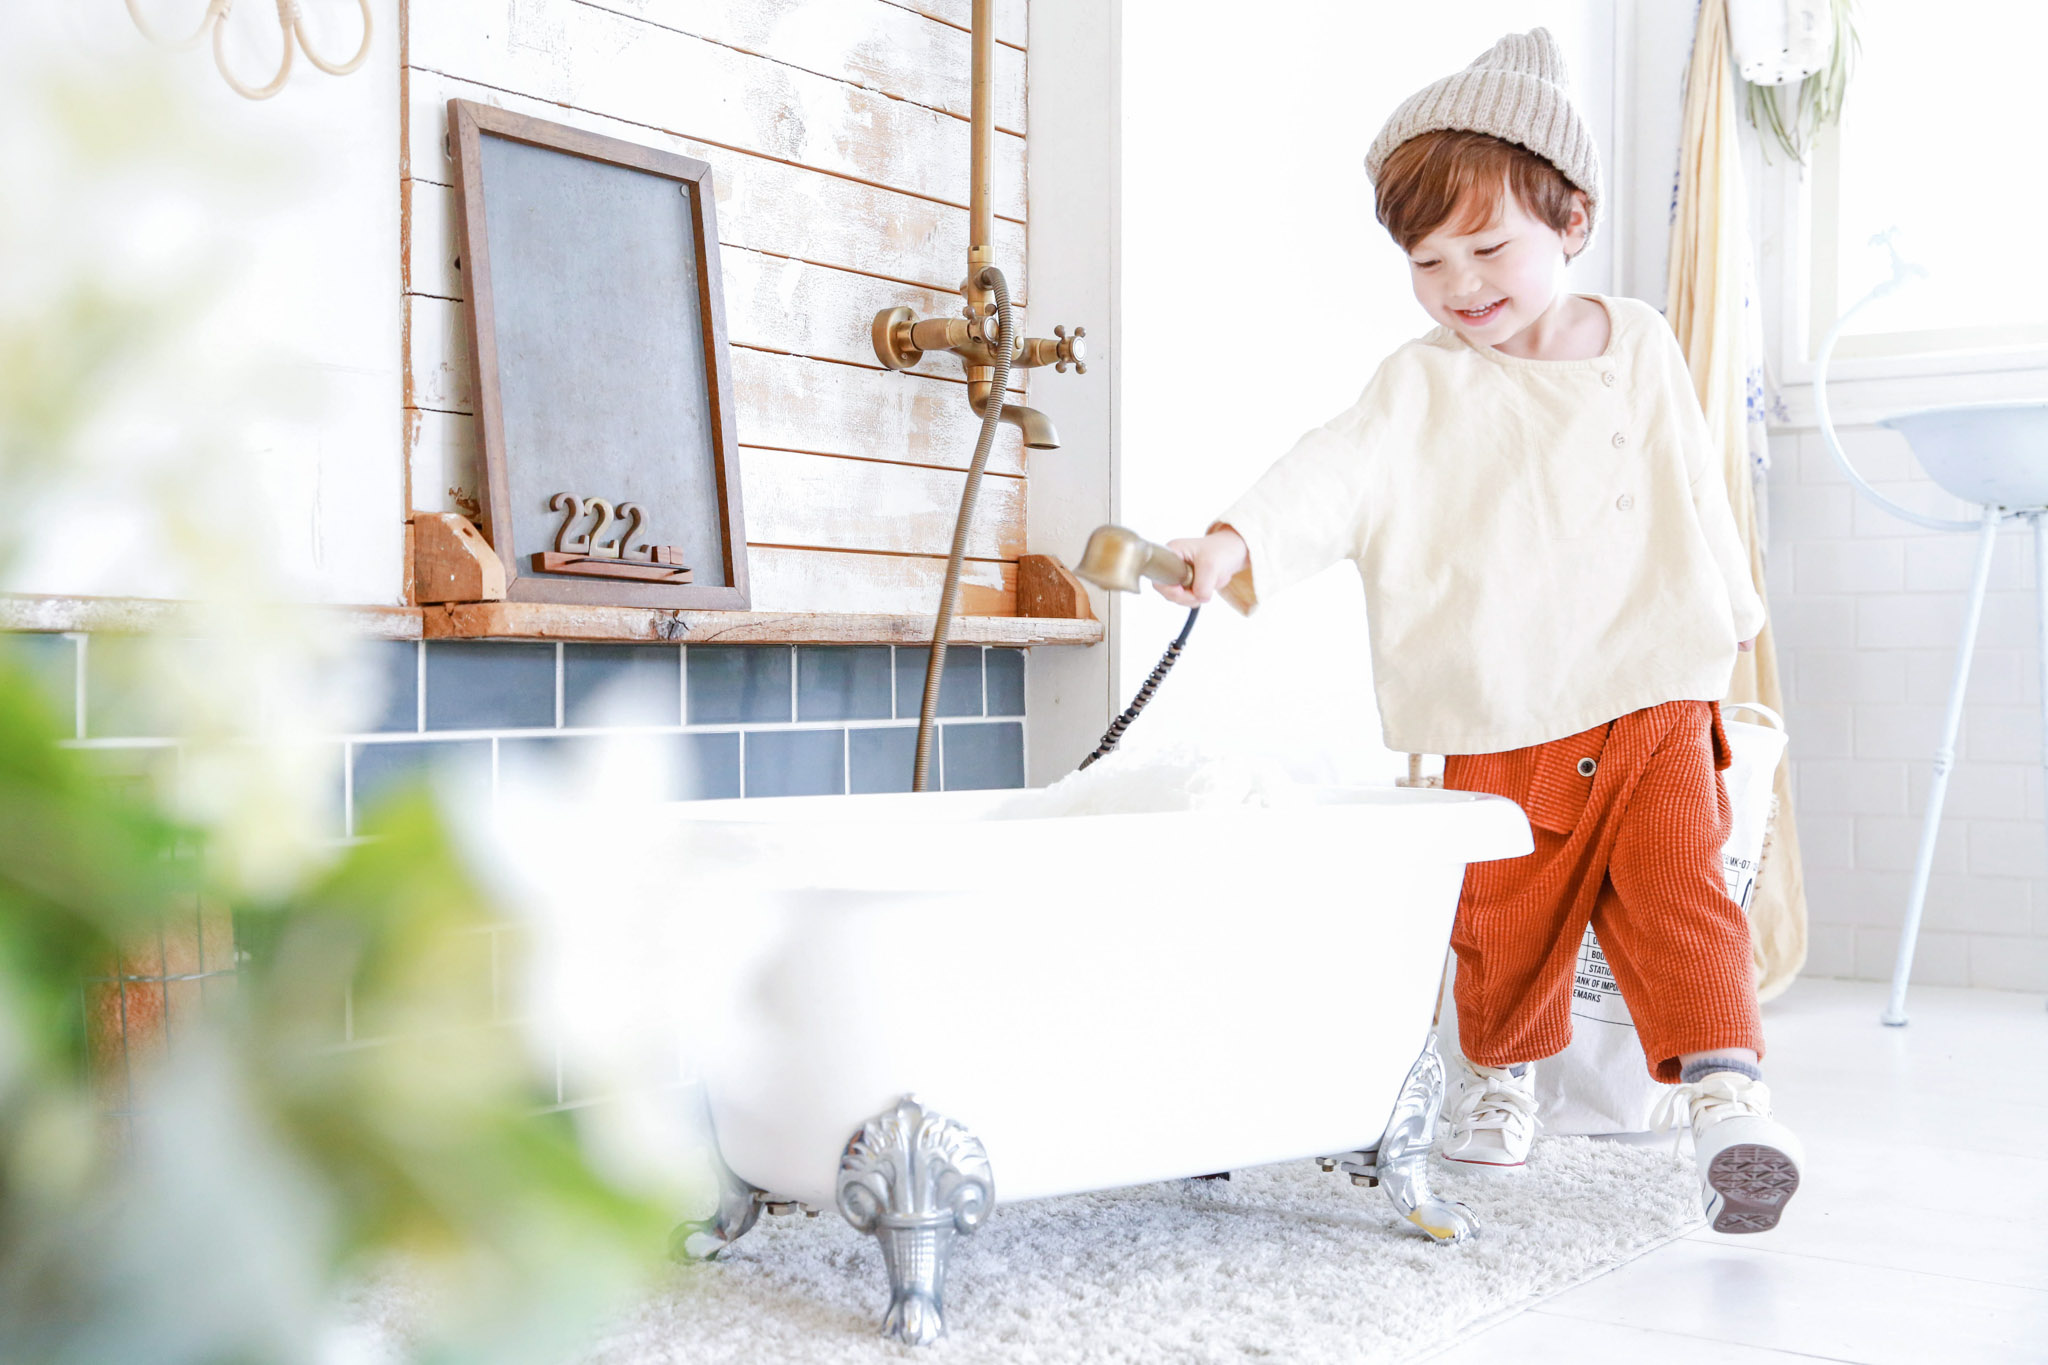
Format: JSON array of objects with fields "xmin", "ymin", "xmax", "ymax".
[
  {"xmin": 1017, "ymin": 554, "xmax": 1097, "ymax": 621},
  {"xmin": 532, "ymin": 551, "xmax": 693, "ymax": 583},
  {"xmin": 413, "ymin": 511, "xmax": 507, "ymax": 604}
]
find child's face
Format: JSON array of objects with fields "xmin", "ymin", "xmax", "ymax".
[{"xmin": 1405, "ymin": 186, "xmax": 1590, "ymax": 346}]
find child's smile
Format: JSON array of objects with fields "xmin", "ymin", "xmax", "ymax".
[{"xmin": 1406, "ymin": 185, "xmax": 1595, "ymax": 360}]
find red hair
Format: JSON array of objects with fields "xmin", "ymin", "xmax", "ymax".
[{"xmin": 1375, "ymin": 130, "xmax": 1583, "ymax": 254}]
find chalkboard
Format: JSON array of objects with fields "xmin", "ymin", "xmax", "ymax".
[{"xmin": 450, "ymin": 100, "xmax": 748, "ymax": 609}]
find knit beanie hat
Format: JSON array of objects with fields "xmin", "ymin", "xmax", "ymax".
[{"xmin": 1363, "ymin": 28, "xmax": 1602, "ymax": 245}]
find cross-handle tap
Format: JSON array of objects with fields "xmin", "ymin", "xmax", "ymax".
[{"xmin": 871, "ymin": 306, "xmax": 1089, "ymax": 376}]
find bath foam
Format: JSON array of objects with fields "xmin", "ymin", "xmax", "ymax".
[{"xmin": 992, "ymin": 741, "xmax": 1314, "ymax": 820}]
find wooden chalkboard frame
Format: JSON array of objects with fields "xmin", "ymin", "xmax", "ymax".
[{"xmin": 448, "ymin": 99, "xmax": 749, "ymax": 610}]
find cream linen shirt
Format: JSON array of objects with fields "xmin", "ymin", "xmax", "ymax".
[{"xmin": 1213, "ymin": 293, "xmax": 1766, "ymax": 756}]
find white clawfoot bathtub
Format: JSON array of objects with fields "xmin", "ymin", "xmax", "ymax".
[{"xmin": 655, "ymin": 781, "xmax": 1531, "ymax": 1344}]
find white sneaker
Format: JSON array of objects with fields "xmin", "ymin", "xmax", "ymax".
[
  {"xmin": 1651, "ymin": 1071, "xmax": 1804, "ymax": 1234},
  {"xmin": 1437, "ymin": 1059, "xmax": 1539, "ymax": 1171}
]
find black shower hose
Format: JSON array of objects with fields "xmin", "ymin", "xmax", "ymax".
[{"xmin": 1077, "ymin": 605, "xmax": 1199, "ymax": 770}]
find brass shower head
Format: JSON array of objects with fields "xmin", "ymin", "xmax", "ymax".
[{"xmin": 1074, "ymin": 524, "xmax": 1193, "ymax": 594}]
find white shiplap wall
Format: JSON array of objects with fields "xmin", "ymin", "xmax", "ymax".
[{"xmin": 400, "ymin": 0, "xmax": 1040, "ymax": 614}]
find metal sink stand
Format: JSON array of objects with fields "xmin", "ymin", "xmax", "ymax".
[{"xmin": 1813, "ymin": 234, "xmax": 2048, "ymax": 1025}]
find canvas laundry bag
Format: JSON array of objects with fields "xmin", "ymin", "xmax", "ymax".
[{"xmin": 1436, "ymin": 703, "xmax": 1790, "ymax": 1135}]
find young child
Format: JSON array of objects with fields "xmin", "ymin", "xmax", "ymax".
[{"xmin": 1155, "ymin": 28, "xmax": 1803, "ymax": 1234}]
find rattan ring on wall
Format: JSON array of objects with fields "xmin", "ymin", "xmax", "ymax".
[{"xmin": 124, "ymin": 0, "xmax": 373, "ymax": 101}]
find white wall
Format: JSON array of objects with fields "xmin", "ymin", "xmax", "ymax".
[
  {"xmin": 3, "ymin": 2, "xmax": 404, "ymax": 607},
  {"xmin": 1617, "ymin": 3, "xmax": 2048, "ymax": 994},
  {"xmin": 1029, "ymin": 2, "xmax": 1618, "ymax": 782}
]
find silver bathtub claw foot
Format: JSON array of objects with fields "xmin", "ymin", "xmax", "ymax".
[
  {"xmin": 1342, "ymin": 1033, "xmax": 1479, "ymax": 1243},
  {"xmin": 836, "ymin": 1095, "xmax": 994, "ymax": 1346},
  {"xmin": 670, "ymin": 1145, "xmax": 764, "ymax": 1262}
]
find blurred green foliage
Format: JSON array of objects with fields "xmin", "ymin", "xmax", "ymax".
[{"xmin": 0, "ymin": 642, "xmax": 679, "ymax": 1364}]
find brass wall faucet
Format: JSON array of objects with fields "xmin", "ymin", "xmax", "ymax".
[{"xmin": 868, "ymin": 0, "xmax": 1086, "ymax": 449}]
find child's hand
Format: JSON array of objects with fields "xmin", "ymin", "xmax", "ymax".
[
  {"xmin": 1738, "ymin": 637, "xmax": 1756, "ymax": 653},
  {"xmin": 1154, "ymin": 527, "xmax": 1248, "ymax": 607}
]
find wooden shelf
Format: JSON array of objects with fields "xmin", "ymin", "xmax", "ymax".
[
  {"xmin": 0, "ymin": 594, "xmax": 421, "ymax": 640},
  {"xmin": 2, "ymin": 595, "xmax": 1102, "ymax": 648},
  {"xmin": 423, "ymin": 601, "xmax": 1103, "ymax": 646}
]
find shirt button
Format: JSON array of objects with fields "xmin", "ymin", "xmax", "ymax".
[
  {"xmin": 1611, "ymin": 431, "xmax": 1628, "ymax": 447},
  {"xmin": 1616, "ymin": 493, "xmax": 1635, "ymax": 511},
  {"xmin": 1577, "ymin": 757, "xmax": 1598, "ymax": 777},
  {"xmin": 1602, "ymin": 370, "xmax": 1618, "ymax": 386}
]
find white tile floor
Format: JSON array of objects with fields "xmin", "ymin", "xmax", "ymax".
[{"xmin": 1428, "ymin": 977, "xmax": 2048, "ymax": 1365}]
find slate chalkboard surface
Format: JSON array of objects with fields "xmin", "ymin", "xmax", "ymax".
[{"xmin": 449, "ymin": 99, "xmax": 748, "ymax": 609}]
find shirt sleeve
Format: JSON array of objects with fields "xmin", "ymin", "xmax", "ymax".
[
  {"xmin": 1661, "ymin": 331, "xmax": 1768, "ymax": 642},
  {"xmin": 1206, "ymin": 355, "xmax": 1403, "ymax": 616}
]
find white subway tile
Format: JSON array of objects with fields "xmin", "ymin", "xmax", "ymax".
[
  {"xmin": 1851, "ymin": 704, "xmax": 1946, "ymax": 759},
  {"xmin": 1903, "ymin": 646, "xmax": 2024, "ymax": 707},
  {"xmin": 1966, "ymin": 935, "xmax": 2048, "ymax": 993},
  {"xmin": 1806, "ymin": 867, "xmax": 1913, "ymax": 928},
  {"xmin": 1856, "ymin": 593, "xmax": 1968, "ymax": 649},
  {"xmin": 1961, "ymin": 705, "xmax": 2042, "ymax": 764},
  {"xmin": 1856, "ymin": 925, "xmax": 1968, "ymax": 987},
  {"xmin": 1797, "ymin": 812, "xmax": 1855, "ymax": 870},
  {"xmin": 1919, "ymin": 873, "xmax": 2035, "ymax": 937},
  {"xmin": 1823, "ymin": 426, "xmax": 1921, "ymax": 484},
  {"xmin": 2034, "ymin": 882, "xmax": 2048, "ymax": 936},
  {"xmin": 1791, "ymin": 758, "xmax": 1909, "ymax": 815},
  {"xmin": 1795, "ymin": 650, "xmax": 1907, "ymax": 705},
  {"xmin": 1769, "ymin": 483, "xmax": 1856, "ymax": 540},
  {"xmin": 1906, "ymin": 760, "xmax": 2028, "ymax": 821},
  {"xmin": 1795, "ymin": 539, "xmax": 1904, "ymax": 595},
  {"xmin": 1975, "ymin": 590, "xmax": 2043, "ymax": 646},
  {"xmin": 1800, "ymin": 922, "xmax": 1856, "ymax": 978},
  {"xmin": 1850, "ymin": 481, "xmax": 1977, "ymax": 538},
  {"xmin": 1784, "ymin": 702, "xmax": 1854, "ymax": 757},
  {"xmin": 1852, "ymin": 813, "xmax": 1967, "ymax": 876},
  {"xmin": 1902, "ymin": 532, "xmax": 2033, "ymax": 593},
  {"xmin": 1769, "ymin": 596, "xmax": 1856, "ymax": 649},
  {"xmin": 1968, "ymin": 819, "xmax": 2048, "ymax": 880}
]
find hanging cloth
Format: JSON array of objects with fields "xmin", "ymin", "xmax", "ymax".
[{"xmin": 1666, "ymin": 0, "xmax": 1807, "ymax": 1001}]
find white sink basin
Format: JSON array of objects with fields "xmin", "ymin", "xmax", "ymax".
[{"xmin": 1878, "ymin": 402, "xmax": 2048, "ymax": 510}]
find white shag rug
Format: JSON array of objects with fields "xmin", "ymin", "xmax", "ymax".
[{"xmin": 565, "ymin": 1137, "xmax": 1702, "ymax": 1365}]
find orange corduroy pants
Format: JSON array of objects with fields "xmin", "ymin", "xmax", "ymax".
[{"xmin": 1441, "ymin": 699, "xmax": 1763, "ymax": 1084}]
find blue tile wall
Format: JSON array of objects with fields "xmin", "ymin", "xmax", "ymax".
[
  {"xmin": 366, "ymin": 639, "xmax": 421, "ymax": 733},
  {"xmin": 943, "ymin": 721, "xmax": 1026, "ymax": 791},
  {"xmin": 7, "ymin": 632, "xmax": 78, "ymax": 732},
  {"xmin": 425, "ymin": 641, "xmax": 556, "ymax": 731},
  {"xmin": 895, "ymin": 646, "xmax": 984, "ymax": 719},
  {"xmin": 352, "ymin": 739, "xmax": 493, "ymax": 822},
  {"xmin": 565, "ymin": 644, "xmax": 680, "ymax": 727},
  {"xmin": 986, "ymin": 648, "xmax": 1025, "ymax": 717},
  {"xmin": 688, "ymin": 645, "xmax": 792, "ymax": 725},
  {"xmin": 13, "ymin": 632, "xmax": 1031, "ymax": 836},
  {"xmin": 745, "ymin": 727, "xmax": 845, "ymax": 798},
  {"xmin": 848, "ymin": 725, "xmax": 917, "ymax": 794},
  {"xmin": 796, "ymin": 646, "xmax": 892, "ymax": 721},
  {"xmin": 84, "ymin": 634, "xmax": 163, "ymax": 738}
]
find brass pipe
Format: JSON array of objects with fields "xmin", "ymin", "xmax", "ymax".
[{"xmin": 967, "ymin": 0, "xmax": 994, "ymax": 313}]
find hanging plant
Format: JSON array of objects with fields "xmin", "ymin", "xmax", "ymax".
[{"xmin": 1739, "ymin": 0, "xmax": 1859, "ymax": 164}]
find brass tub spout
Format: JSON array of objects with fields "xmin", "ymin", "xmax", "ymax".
[{"xmin": 968, "ymin": 382, "xmax": 1060, "ymax": 450}]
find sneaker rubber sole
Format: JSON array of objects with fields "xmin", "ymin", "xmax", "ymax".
[{"xmin": 1705, "ymin": 1142, "xmax": 1800, "ymax": 1233}]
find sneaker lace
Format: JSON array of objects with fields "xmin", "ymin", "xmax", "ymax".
[
  {"xmin": 1448, "ymin": 1068, "xmax": 1538, "ymax": 1134},
  {"xmin": 1649, "ymin": 1073, "xmax": 1772, "ymax": 1153}
]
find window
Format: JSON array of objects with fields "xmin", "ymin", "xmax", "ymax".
[{"xmin": 1805, "ymin": 4, "xmax": 2048, "ymax": 363}]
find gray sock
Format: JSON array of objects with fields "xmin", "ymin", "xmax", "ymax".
[
  {"xmin": 1680, "ymin": 1055, "xmax": 1762, "ymax": 1085},
  {"xmin": 1507, "ymin": 1063, "xmax": 1529, "ymax": 1078}
]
